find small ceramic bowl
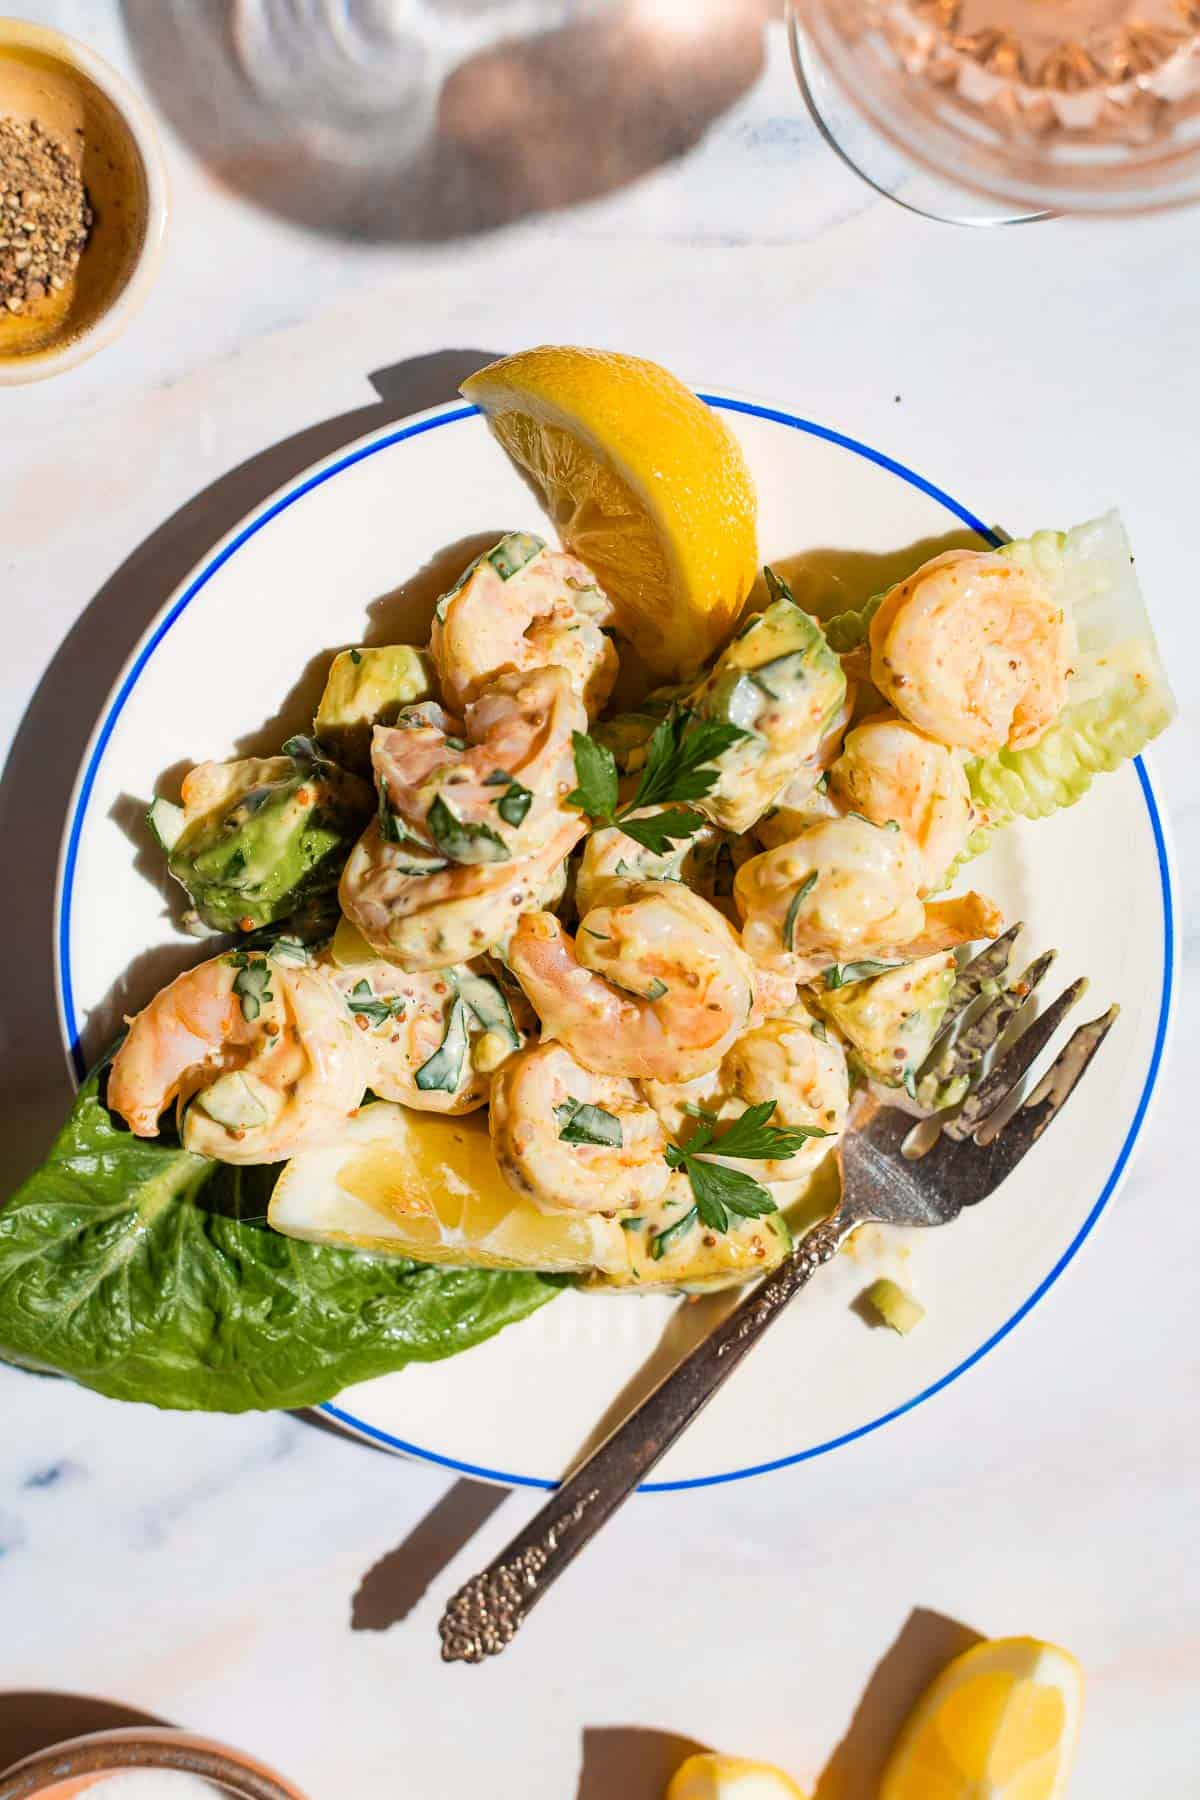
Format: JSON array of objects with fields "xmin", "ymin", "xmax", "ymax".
[
  {"xmin": 0, "ymin": 17, "xmax": 168, "ymax": 384},
  {"xmin": 0, "ymin": 1727, "xmax": 308, "ymax": 1799}
]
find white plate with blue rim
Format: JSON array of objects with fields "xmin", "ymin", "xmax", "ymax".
[{"xmin": 55, "ymin": 389, "xmax": 1177, "ymax": 1490}]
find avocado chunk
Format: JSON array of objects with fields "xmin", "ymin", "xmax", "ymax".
[
  {"xmin": 160, "ymin": 736, "xmax": 372, "ymax": 934},
  {"xmin": 586, "ymin": 1178, "xmax": 794, "ymax": 1294},
  {"xmin": 315, "ymin": 644, "xmax": 435, "ymax": 773},
  {"xmin": 813, "ymin": 951, "xmax": 956, "ymax": 1090}
]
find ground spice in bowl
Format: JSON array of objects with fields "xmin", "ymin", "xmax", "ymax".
[{"xmin": 0, "ymin": 115, "xmax": 93, "ymax": 315}]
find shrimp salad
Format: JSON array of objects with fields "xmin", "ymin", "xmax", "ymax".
[{"xmin": 115, "ymin": 508, "xmax": 1172, "ymax": 1292}]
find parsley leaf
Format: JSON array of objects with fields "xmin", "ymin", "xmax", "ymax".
[
  {"xmin": 684, "ymin": 1159, "xmax": 778, "ymax": 1235},
  {"xmin": 618, "ymin": 806, "xmax": 708, "ymax": 856},
  {"xmin": 632, "ymin": 709, "xmax": 747, "ymax": 810},
  {"xmin": 554, "ymin": 1099, "xmax": 624, "ymax": 1148},
  {"xmin": 427, "ymin": 794, "xmax": 510, "ymax": 864},
  {"xmin": 650, "ymin": 1204, "xmax": 698, "ymax": 1259},
  {"xmin": 226, "ymin": 953, "xmax": 273, "ymax": 1023},
  {"xmin": 663, "ymin": 1100, "xmax": 830, "ymax": 1235},
  {"xmin": 567, "ymin": 731, "xmax": 619, "ymax": 822},
  {"xmin": 782, "ymin": 870, "xmax": 818, "ymax": 950},
  {"xmin": 495, "ymin": 779, "xmax": 533, "ymax": 828},
  {"xmin": 568, "ymin": 707, "xmax": 747, "ymax": 853},
  {"xmin": 346, "ymin": 979, "xmax": 406, "ymax": 1029},
  {"xmin": 823, "ymin": 959, "xmax": 904, "ymax": 990}
]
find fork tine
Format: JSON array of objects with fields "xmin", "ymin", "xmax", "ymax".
[
  {"xmin": 935, "ymin": 924, "xmax": 1023, "ymax": 1043},
  {"xmin": 926, "ymin": 948, "xmax": 1057, "ymax": 1115},
  {"xmin": 956, "ymin": 1006, "xmax": 1120, "ymax": 1186},
  {"xmin": 942, "ymin": 974, "xmax": 1086, "ymax": 1142}
]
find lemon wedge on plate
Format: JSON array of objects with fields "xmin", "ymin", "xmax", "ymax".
[
  {"xmin": 880, "ymin": 1636, "xmax": 1084, "ymax": 1800},
  {"xmin": 461, "ymin": 346, "xmax": 758, "ymax": 678},
  {"xmin": 269, "ymin": 1103, "xmax": 627, "ymax": 1275},
  {"xmin": 666, "ymin": 1753, "xmax": 807, "ymax": 1799}
]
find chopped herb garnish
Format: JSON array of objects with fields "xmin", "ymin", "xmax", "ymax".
[
  {"xmin": 663, "ymin": 1100, "xmax": 829, "ymax": 1235},
  {"xmin": 554, "ymin": 1099, "xmax": 624, "ymax": 1148},
  {"xmin": 783, "ymin": 870, "xmax": 818, "ymax": 949},
  {"xmin": 644, "ymin": 978, "xmax": 669, "ymax": 1002},
  {"xmin": 349, "ymin": 649, "xmax": 362, "ymax": 665},
  {"xmin": 583, "ymin": 928, "xmax": 611, "ymax": 941},
  {"xmin": 810, "ymin": 1019, "xmax": 828, "ymax": 1042},
  {"xmin": 823, "ymin": 959, "xmax": 904, "ymax": 990},
  {"xmin": 650, "ymin": 1204, "xmax": 698, "ymax": 1260},
  {"xmin": 568, "ymin": 707, "xmax": 747, "ymax": 855},
  {"xmin": 414, "ymin": 997, "xmax": 469, "ymax": 1092},
  {"xmin": 495, "ymin": 779, "xmax": 533, "ymax": 828},
  {"xmin": 903, "ymin": 1067, "xmax": 919, "ymax": 1100},
  {"xmin": 444, "ymin": 735, "xmax": 468, "ymax": 752},
  {"xmin": 620, "ymin": 1215, "xmax": 645, "ymax": 1231},
  {"xmin": 482, "ymin": 768, "xmax": 513, "ymax": 786},
  {"xmin": 226, "ymin": 953, "xmax": 273, "ymax": 1022},
  {"xmin": 682, "ymin": 1101, "xmax": 718, "ymax": 1121},
  {"xmin": 346, "ymin": 978, "xmax": 406, "ymax": 1029},
  {"xmin": 269, "ymin": 937, "xmax": 310, "ymax": 966},
  {"xmin": 427, "ymin": 794, "xmax": 510, "ymax": 864}
]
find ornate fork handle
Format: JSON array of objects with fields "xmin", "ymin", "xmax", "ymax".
[{"xmin": 438, "ymin": 1210, "xmax": 854, "ymax": 1663}]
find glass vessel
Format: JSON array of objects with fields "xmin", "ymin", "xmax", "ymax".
[
  {"xmin": 0, "ymin": 1729, "xmax": 307, "ymax": 1800},
  {"xmin": 788, "ymin": 0, "xmax": 1200, "ymax": 220}
]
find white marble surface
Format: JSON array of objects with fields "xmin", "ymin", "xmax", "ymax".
[{"xmin": 1, "ymin": 6, "xmax": 1197, "ymax": 1797}]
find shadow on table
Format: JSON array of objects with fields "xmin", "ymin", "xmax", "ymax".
[
  {"xmin": 0, "ymin": 347, "xmax": 499, "ymax": 1200},
  {"xmin": 576, "ymin": 1726, "xmax": 711, "ymax": 1799},
  {"xmin": 121, "ymin": 0, "xmax": 769, "ymax": 244},
  {"xmin": 0, "ymin": 1691, "xmax": 170, "ymax": 1775},
  {"xmin": 813, "ymin": 1606, "xmax": 985, "ymax": 1798},
  {"xmin": 350, "ymin": 1477, "xmax": 510, "ymax": 1633}
]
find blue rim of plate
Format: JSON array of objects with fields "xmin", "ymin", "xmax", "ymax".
[{"xmin": 55, "ymin": 394, "xmax": 1176, "ymax": 1492}]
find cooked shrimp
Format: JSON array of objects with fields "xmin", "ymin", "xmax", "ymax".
[
  {"xmin": 318, "ymin": 951, "xmax": 529, "ymax": 1115},
  {"xmin": 736, "ymin": 814, "xmax": 926, "ymax": 971},
  {"xmin": 828, "ymin": 712, "xmax": 973, "ymax": 893},
  {"xmin": 109, "ymin": 950, "xmax": 365, "ymax": 1163},
  {"xmin": 508, "ymin": 881, "xmax": 755, "ymax": 1083},
  {"xmin": 339, "ymin": 812, "xmax": 586, "ymax": 971},
  {"xmin": 645, "ymin": 1002, "xmax": 848, "ymax": 1183},
  {"xmin": 372, "ymin": 667, "xmax": 586, "ymax": 863},
  {"xmin": 869, "ymin": 549, "xmax": 1073, "ymax": 754},
  {"xmin": 754, "ymin": 773, "xmax": 841, "ymax": 850},
  {"xmin": 574, "ymin": 808, "xmax": 719, "ymax": 916},
  {"xmin": 489, "ymin": 1042, "xmax": 671, "ymax": 1215},
  {"xmin": 430, "ymin": 532, "xmax": 618, "ymax": 716},
  {"xmin": 901, "ymin": 891, "xmax": 1004, "ymax": 956}
]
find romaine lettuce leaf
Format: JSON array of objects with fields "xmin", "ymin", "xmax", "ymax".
[
  {"xmin": 963, "ymin": 512, "xmax": 1175, "ymax": 851},
  {"xmin": 823, "ymin": 512, "xmax": 1174, "ymax": 860},
  {"xmin": 0, "ymin": 1068, "xmax": 560, "ymax": 1412}
]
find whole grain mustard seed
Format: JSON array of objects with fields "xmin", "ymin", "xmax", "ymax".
[{"xmin": 0, "ymin": 117, "xmax": 93, "ymax": 315}]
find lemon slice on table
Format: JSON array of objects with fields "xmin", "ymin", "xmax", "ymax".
[
  {"xmin": 269, "ymin": 1104, "xmax": 627, "ymax": 1275},
  {"xmin": 881, "ymin": 1636, "xmax": 1084, "ymax": 1800},
  {"xmin": 461, "ymin": 346, "xmax": 758, "ymax": 678},
  {"xmin": 666, "ymin": 1753, "xmax": 808, "ymax": 1799}
]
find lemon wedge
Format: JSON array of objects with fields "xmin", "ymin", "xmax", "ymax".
[
  {"xmin": 461, "ymin": 346, "xmax": 758, "ymax": 678},
  {"xmin": 880, "ymin": 1636, "xmax": 1084, "ymax": 1800},
  {"xmin": 666, "ymin": 1753, "xmax": 807, "ymax": 1799},
  {"xmin": 269, "ymin": 1103, "xmax": 627, "ymax": 1274}
]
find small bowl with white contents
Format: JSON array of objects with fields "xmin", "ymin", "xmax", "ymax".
[{"xmin": 0, "ymin": 17, "xmax": 168, "ymax": 384}]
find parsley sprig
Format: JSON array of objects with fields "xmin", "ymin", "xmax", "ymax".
[
  {"xmin": 568, "ymin": 707, "xmax": 746, "ymax": 856},
  {"xmin": 663, "ymin": 1100, "xmax": 830, "ymax": 1234}
]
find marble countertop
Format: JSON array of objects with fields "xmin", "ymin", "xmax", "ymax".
[{"xmin": 1, "ymin": 5, "xmax": 1197, "ymax": 1796}]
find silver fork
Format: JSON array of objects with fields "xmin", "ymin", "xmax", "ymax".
[{"xmin": 438, "ymin": 930, "xmax": 1117, "ymax": 1664}]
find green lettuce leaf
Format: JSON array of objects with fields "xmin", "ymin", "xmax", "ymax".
[
  {"xmin": 0, "ymin": 1069, "xmax": 560, "ymax": 1412},
  {"xmin": 963, "ymin": 512, "xmax": 1175, "ymax": 852},
  {"xmin": 823, "ymin": 512, "xmax": 1175, "ymax": 862}
]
